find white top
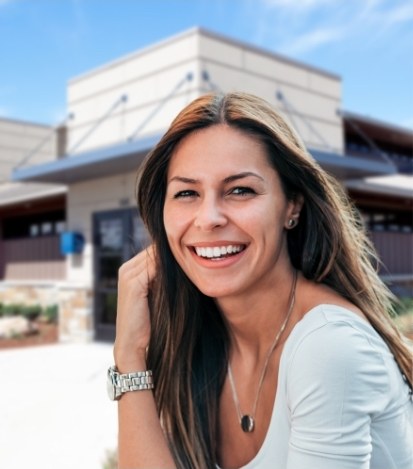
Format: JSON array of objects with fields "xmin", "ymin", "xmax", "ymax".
[{"xmin": 227, "ymin": 304, "xmax": 413, "ymax": 469}]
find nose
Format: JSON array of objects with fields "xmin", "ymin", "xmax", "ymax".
[{"xmin": 194, "ymin": 196, "xmax": 227, "ymax": 231}]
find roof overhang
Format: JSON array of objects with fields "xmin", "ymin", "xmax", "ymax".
[
  {"xmin": 11, "ymin": 135, "xmax": 397, "ymax": 185},
  {"xmin": 345, "ymin": 175, "xmax": 413, "ymax": 199},
  {"xmin": 12, "ymin": 134, "xmax": 161, "ymax": 184},
  {"xmin": 0, "ymin": 182, "xmax": 67, "ymax": 208},
  {"xmin": 342, "ymin": 111, "xmax": 413, "ymax": 147},
  {"xmin": 309, "ymin": 148, "xmax": 397, "ymax": 179}
]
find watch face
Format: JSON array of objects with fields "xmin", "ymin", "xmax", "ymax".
[{"xmin": 107, "ymin": 367, "xmax": 117, "ymax": 401}]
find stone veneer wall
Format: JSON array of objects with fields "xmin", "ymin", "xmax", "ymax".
[
  {"xmin": 0, "ymin": 282, "xmax": 94, "ymax": 343},
  {"xmin": 59, "ymin": 286, "xmax": 93, "ymax": 342}
]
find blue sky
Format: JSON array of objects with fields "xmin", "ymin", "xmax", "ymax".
[{"xmin": 0, "ymin": 0, "xmax": 412, "ymax": 129}]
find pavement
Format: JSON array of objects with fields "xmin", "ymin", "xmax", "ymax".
[{"xmin": 0, "ymin": 342, "xmax": 118, "ymax": 469}]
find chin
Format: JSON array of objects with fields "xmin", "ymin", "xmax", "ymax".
[{"xmin": 194, "ymin": 283, "xmax": 239, "ymax": 300}]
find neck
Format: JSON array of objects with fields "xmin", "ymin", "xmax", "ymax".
[{"xmin": 217, "ymin": 267, "xmax": 297, "ymax": 363}]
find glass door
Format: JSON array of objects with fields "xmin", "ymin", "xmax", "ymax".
[{"xmin": 93, "ymin": 208, "xmax": 148, "ymax": 341}]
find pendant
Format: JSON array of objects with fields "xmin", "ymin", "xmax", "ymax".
[{"xmin": 241, "ymin": 415, "xmax": 255, "ymax": 433}]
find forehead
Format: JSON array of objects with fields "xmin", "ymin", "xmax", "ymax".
[{"xmin": 167, "ymin": 124, "xmax": 274, "ymax": 178}]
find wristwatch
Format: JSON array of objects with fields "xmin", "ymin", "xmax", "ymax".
[{"xmin": 107, "ymin": 365, "xmax": 154, "ymax": 401}]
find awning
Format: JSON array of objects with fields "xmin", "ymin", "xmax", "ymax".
[
  {"xmin": 345, "ymin": 175, "xmax": 413, "ymax": 199},
  {"xmin": 0, "ymin": 182, "xmax": 67, "ymax": 208},
  {"xmin": 309, "ymin": 149, "xmax": 397, "ymax": 180},
  {"xmin": 11, "ymin": 134, "xmax": 396, "ymax": 185},
  {"xmin": 12, "ymin": 134, "xmax": 161, "ymax": 184}
]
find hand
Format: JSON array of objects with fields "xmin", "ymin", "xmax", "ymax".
[{"xmin": 114, "ymin": 245, "xmax": 157, "ymax": 370}]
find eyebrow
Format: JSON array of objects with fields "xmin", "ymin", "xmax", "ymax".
[
  {"xmin": 224, "ymin": 172, "xmax": 264, "ymax": 183},
  {"xmin": 168, "ymin": 172, "xmax": 264, "ymax": 184}
]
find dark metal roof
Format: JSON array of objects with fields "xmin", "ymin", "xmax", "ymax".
[
  {"xmin": 12, "ymin": 135, "xmax": 396, "ymax": 185},
  {"xmin": 310, "ymin": 148, "xmax": 397, "ymax": 179},
  {"xmin": 0, "ymin": 182, "xmax": 67, "ymax": 207},
  {"xmin": 342, "ymin": 111, "xmax": 413, "ymax": 147},
  {"xmin": 12, "ymin": 134, "xmax": 160, "ymax": 184}
]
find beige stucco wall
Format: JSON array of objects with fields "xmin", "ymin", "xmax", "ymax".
[
  {"xmin": 197, "ymin": 33, "xmax": 342, "ymax": 152},
  {"xmin": 66, "ymin": 171, "xmax": 137, "ymax": 285},
  {"xmin": 66, "ymin": 28, "xmax": 343, "ymax": 156},
  {"xmin": 67, "ymin": 31, "xmax": 203, "ymax": 153},
  {"xmin": 51, "ymin": 171, "xmax": 138, "ymax": 341},
  {"xmin": 0, "ymin": 118, "xmax": 57, "ymax": 180}
]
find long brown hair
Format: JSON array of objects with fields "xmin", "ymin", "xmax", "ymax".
[{"xmin": 137, "ymin": 92, "xmax": 412, "ymax": 468}]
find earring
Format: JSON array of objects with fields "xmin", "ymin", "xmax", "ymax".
[{"xmin": 288, "ymin": 218, "xmax": 297, "ymax": 228}]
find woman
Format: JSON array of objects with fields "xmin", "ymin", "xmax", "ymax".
[{"xmin": 111, "ymin": 92, "xmax": 413, "ymax": 469}]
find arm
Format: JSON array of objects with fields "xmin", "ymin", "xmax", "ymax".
[
  {"xmin": 114, "ymin": 247, "xmax": 176, "ymax": 469},
  {"xmin": 285, "ymin": 320, "xmax": 389, "ymax": 469}
]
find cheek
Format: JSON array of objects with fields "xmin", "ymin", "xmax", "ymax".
[
  {"xmin": 163, "ymin": 205, "xmax": 190, "ymax": 245},
  {"xmin": 254, "ymin": 203, "xmax": 288, "ymax": 243}
]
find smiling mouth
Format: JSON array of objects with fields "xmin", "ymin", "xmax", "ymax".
[{"xmin": 193, "ymin": 245, "xmax": 246, "ymax": 260}]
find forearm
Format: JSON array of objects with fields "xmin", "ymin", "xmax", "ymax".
[
  {"xmin": 115, "ymin": 249, "xmax": 175, "ymax": 467},
  {"xmin": 116, "ymin": 355, "xmax": 176, "ymax": 469},
  {"xmin": 118, "ymin": 391, "xmax": 175, "ymax": 468}
]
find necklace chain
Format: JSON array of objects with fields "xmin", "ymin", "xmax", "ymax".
[{"xmin": 227, "ymin": 270, "xmax": 298, "ymax": 433}]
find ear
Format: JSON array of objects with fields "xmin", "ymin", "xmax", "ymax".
[{"xmin": 285, "ymin": 194, "xmax": 304, "ymax": 229}]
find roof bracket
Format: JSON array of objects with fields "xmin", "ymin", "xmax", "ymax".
[{"xmin": 128, "ymin": 72, "xmax": 193, "ymax": 141}]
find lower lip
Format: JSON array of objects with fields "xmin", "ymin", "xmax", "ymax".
[{"xmin": 189, "ymin": 248, "xmax": 247, "ymax": 268}]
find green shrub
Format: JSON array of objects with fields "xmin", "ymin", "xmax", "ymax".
[
  {"xmin": 42, "ymin": 304, "xmax": 58, "ymax": 323},
  {"xmin": 393, "ymin": 297, "xmax": 413, "ymax": 316},
  {"xmin": 21, "ymin": 304, "xmax": 42, "ymax": 321},
  {"xmin": 102, "ymin": 449, "xmax": 117, "ymax": 469},
  {"xmin": 2, "ymin": 304, "xmax": 23, "ymax": 316}
]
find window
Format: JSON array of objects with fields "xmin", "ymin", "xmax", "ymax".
[
  {"xmin": 30, "ymin": 224, "xmax": 39, "ymax": 237},
  {"xmin": 2, "ymin": 209, "xmax": 65, "ymax": 239},
  {"xmin": 41, "ymin": 222, "xmax": 53, "ymax": 235}
]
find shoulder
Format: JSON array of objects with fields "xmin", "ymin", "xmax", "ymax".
[
  {"xmin": 285, "ymin": 304, "xmax": 390, "ymax": 413},
  {"xmin": 287, "ymin": 303, "xmax": 388, "ymax": 360},
  {"xmin": 281, "ymin": 304, "xmax": 412, "ymax": 469}
]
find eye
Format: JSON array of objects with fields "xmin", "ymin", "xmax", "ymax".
[
  {"xmin": 173, "ymin": 189, "xmax": 198, "ymax": 199},
  {"xmin": 229, "ymin": 186, "xmax": 257, "ymax": 196}
]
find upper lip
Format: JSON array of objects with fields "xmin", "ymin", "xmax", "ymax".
[{"xmin": 188, "ymin": 241, "xmax": 248, "ymax": 248}]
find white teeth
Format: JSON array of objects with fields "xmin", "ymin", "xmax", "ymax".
[
  {"xmin": 213, "ymin": 247, "xmax": 221, "ymax": 257},
  {"xmin": 194, "ymin": 245, "xmax": 244, "ymax": 259}
]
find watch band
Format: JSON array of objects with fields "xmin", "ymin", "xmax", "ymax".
[
  {"xmin": 107, "ymin": 365, "xmax": 154, "ymax": 401},
  {"xmin": 118, "ymin": 369, "xmax": 154, "ymax": 392}
]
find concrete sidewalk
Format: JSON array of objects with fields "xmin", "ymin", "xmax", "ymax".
[{"xmin": 0, "ymin": 342, "xmax": 118, "ymax": 469}]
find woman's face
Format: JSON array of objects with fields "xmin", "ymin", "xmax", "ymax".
[{"xmin": 163, "ymin": 124, "xmax": 300, "ymax": 300}]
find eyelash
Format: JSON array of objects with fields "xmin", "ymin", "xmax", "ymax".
[
  {"xmin": 173, "ymin": 187, "xmax": 257, "ymax": 199},
  {"xmin": 230, "ymin": 186, "xmax": 256, "ymax": 196},
  {"xmin": 173, "ymin": 190, "xmax": 197, "ymax": 199}
]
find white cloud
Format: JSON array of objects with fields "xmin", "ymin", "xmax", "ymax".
[
  {"xmin": 253, "ymin": 0, "xmax": 413, "ymax": 56},
  {"xmin": 379, "ymin": 1, "xmax": 413, "ymax": 25},
  {"xmin": 279, "ymin": 27, "xmax": 344, "ymax": 55},
  {"xmin": 261, "ymin": 0, "xmax": 338, "ymax": 10}
]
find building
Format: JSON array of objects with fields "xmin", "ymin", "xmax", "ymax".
[
  {"xmin": 342, "ymin": 112, "xmax": 412, "ymax": 294},
  {"xmin": 2, "ymin": 27, "xmax": 412, "ymax": 342},
  {"xmin": 0, "ymin": 117, "xmax": 67, "ymax": 319}
]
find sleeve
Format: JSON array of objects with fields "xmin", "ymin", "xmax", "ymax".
[{"xmin": 285, "ymin": 320, "xmax": 389, "ymax": 469}]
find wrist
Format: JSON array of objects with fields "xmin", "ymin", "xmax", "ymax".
[
  {"xmin": 114, "ymin": 346, "xmax": 148, "ymax": 373},
  {"xmin": 107, "ymin": 366, "xmax": 154, "ymax": 401}
]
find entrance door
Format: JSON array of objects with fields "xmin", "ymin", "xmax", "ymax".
[{"xmin": 93, "ymin": 208, "xmax": 148, "ymax": 341}]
